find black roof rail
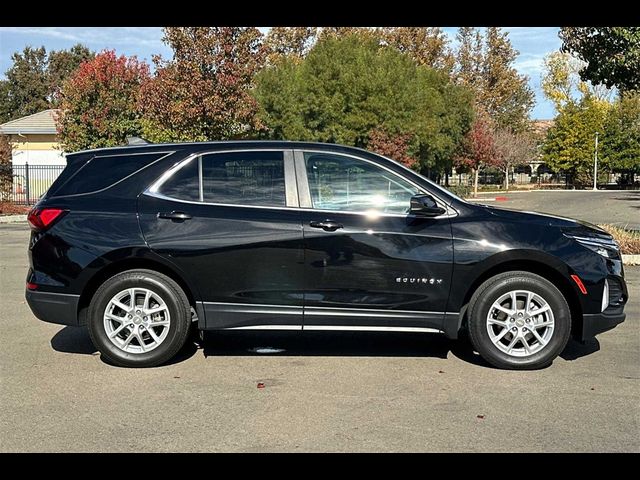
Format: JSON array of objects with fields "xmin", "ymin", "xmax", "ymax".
[{"xmin": 126, "ymin": 136, "xmax": 151, "ymax": 146}]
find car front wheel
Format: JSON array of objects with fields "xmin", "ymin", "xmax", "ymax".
[{"xmin": 467, "ymin": 271, "xmax": 571, "ymax": 370}]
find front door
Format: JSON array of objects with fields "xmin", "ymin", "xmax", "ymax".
[
  {"xmin": 296, "ymin": 150, "xmax": 454, "ymax": 332},
  {"xmin": 138, "ymin": 149, "xmax": 304, "ymax": 330}
]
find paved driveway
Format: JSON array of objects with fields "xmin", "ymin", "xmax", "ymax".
[
  {"xmin": 0, "ymin": 224, "xmax": 638, "ymax": 452},
  {"xmin": 472, "ymin": 190, "xmax": 640, "ymax": 230}
]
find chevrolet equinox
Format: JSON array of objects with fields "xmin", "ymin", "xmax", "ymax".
[{"xmin": 25, "ymin": 141, "xmax": 628, "ymax": 369}]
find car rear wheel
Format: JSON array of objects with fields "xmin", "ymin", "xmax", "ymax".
[
  {"xmin": 87, "ymin": 269, "xmax": 192, "ymax": 367},
  {"xmin": 467, "ymin": 271, "xmax": 571, "ymax": 370}
]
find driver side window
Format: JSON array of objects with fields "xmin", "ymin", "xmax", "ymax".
[{"xmin": 304, "ymin": 152, "xmax": 420, "ymax": 214}]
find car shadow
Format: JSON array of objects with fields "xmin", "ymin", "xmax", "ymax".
[
  {"xmin": 51, "ymin": 326, "xmax": 97, "ymax": 355},
  {"xmin": 560, "ymin": 338, "xmax": 600, "ymax": 361},
  {"xmin": 201, "ymin": 330, "xmax": 490, "ymax": 367},
  {"xmin": 50, "ymin": 326, "xmax": 200, "ymax": 367},
  {"xmin": 51, "ymin": 327, "xmax": 599, "ymax": 368}
]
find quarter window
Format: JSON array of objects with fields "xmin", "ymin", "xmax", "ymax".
[
  {"xmin": 158, "ymin": 157, "xmax": 200, "ymax": 202},
  {"xmin": 304, "ymin": 152, "xmax": 420, "ymax": 214},
  {"xmin": 157, "ymin": 151, "xmax": 286, "ymax": 207},
  {"xmin": 54, "ymin": 152, "xmax": 168, "ymax": 197}
]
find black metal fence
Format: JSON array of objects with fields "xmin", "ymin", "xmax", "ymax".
[{"xmin": 0, "ymin": 163, "xmax": 65, "ymax": 205}]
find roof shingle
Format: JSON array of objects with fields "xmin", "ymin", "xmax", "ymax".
[{"xmin": 0, "ymin": 109, "xmax": 59, "ymax": 135}]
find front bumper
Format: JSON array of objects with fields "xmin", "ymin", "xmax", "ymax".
[
  {"xmin": 26, "ymin": 290, "xmax": 80, "ymax": 326},
  {"xmin": 580, "ymin": 310, "xmax": 626, "ymax": 341}
]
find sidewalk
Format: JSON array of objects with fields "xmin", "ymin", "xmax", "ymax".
[{"xmin": 0, "ymin": 215, "xmax": 27, "ymax": 224}]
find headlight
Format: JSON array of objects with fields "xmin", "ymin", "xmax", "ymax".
[{"xmin": 563, "ymin": 232, "xmax": 620, "ymax": 258}]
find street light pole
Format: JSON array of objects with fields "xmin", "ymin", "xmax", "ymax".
[{"xmin": 593, "ymin": 131, "xmax": 599, "ymax": 191}]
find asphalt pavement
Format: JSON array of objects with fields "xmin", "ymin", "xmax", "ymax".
[{"xmin": 0, "ymin": 223, "xmax": 638, "ymax": 452}]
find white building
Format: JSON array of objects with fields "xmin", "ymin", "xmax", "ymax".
[{"xmin": 0, "ymin": 109, "xmax": 66, "ymax": 166}]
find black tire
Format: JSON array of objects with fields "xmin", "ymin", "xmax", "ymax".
[
  {"xmin": 467, "ymin": 271, "xmax": 571, "ymax": 370},
  {"xmin": 87, "ymin": 269, "xmax": 192, "ymax": 368}
]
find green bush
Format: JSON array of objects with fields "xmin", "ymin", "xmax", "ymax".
[{"xmin": 446, "ymin": 184, "xmax": 471, "ymax": 198}]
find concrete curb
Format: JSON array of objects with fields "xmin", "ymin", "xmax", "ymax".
[
  {"xmin": 472, "ymin": 189, "xmax": 638, "ymax": 195},
  {"xmin": 0, "ymin": 215, "xmax": 27, "ymax": 224}
]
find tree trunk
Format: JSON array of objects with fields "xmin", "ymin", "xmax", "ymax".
[
  {"xmin": 473, "ymin": 167, "xmax": 479, "ymax": 197},
  {"xmin": 505, "ymin": 166, "xmax": 510, "ymax": 191}
]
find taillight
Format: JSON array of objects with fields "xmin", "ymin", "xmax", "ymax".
[{"xmin": 27, "ymin": 207, "xmax": 67, "ymax": 231}]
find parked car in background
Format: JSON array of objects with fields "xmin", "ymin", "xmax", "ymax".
[{"xmin": 25, "ymin": 141, "xmax": 628, "ymax": 369}]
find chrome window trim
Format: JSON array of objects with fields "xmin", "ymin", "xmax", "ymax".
[
  {"xmin": 198, "ymin": 156, "xmax": 204, "ymax": 202},
  {"xmin": 145, "ymin": 148, "xmax": 457, "ymax": 219}
]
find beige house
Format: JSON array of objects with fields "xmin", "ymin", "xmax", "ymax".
[{"xmin": 0, "ymin": 109, "xmax": 65, "ymax": 166}]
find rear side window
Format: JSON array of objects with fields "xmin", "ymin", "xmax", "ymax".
[
  {"xmin": 201, "ymin": 151, "xmax": 285, "ymax": 206},
  {"xmin": 53, "ymin": 152, "xmax": 167, "ymax": 197},
  {"xmin": 157, "ymin": 151, "xmax": 286, "ymax": 207}
]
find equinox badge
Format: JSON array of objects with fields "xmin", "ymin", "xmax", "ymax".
[{"xmin": 396, "ymin": 277, "xmax": 443, "ymax": 285}]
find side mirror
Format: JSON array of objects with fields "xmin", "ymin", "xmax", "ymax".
[{"xmin": 410, "ymin": 194, "xmax": 446, "ymax": 217}]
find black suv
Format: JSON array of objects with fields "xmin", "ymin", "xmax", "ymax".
[{"xmin": 25, "ymin": 141, "xmax": 628, "ymax": 369}]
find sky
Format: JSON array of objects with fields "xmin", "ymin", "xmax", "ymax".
[{"xmin": 0, "ymin": 26, "xmax": 561, "ymax": 119}]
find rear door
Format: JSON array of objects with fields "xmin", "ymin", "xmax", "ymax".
[
  {"xmin": 138, "ymin": 149, "xmax": 304, "ymax": 330},
  {"xmin": 296, "ymin": 150, "xmax": 454, "ymax": 332}
]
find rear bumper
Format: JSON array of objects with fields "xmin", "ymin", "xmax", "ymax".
[
  {"xmin": 26, "ymin": 290, "xmax": 80, "ymax": 326},
  {"xmin": 580, "ymin": 311, "xmax": 626, "ymax": 342}
]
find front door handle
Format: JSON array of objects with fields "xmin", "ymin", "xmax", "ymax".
[
  {"xmin": 157, "ymin": 211, "xmax": 192, "ymax": 221},
  {"xmin": 309, "ymin": 220, "xmax": 344, "ymax": 232}
]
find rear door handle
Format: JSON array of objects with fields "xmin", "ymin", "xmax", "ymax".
[
  {"xmin": 157, "ymin": 211, "xmax": 192, "ymax": 221},
  {"xmin": 309, "ymin": 220, "xmax": 344, "ymax": 232}
]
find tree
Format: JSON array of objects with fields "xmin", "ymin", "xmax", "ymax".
[
  {"xmin": 264, "ymin": 27, "xmax": 317, "ymax": 64},
  {"xmin": 378, "ymin": 27, "xmax": 455, "ymax": 72},
  {"xmin": 367, "ymin": 128, "xmax": 417, "ymax": 169},
  {"xmin": 600, "ymin": 93, "xmax": 640, "ymax": 182},
  {"xmin": 542, "ymin": 51, "xmax": 613, "ymax": 112},
  {"xmin": 454, "ymin": 28, "xmax": 534, "ymax": 132},
  {"xmin": 0, "ymin": 44, "xmax": 94, "ymax": 123},
  {"xmin": 455, "ymin": 27, "xmax": 484, "ymax": 90},
  {"xmin": 48, "ymin": 44, "xmax": 94, "ymax": 105},
  {"xmin": 57, "ymin": 51, "xmax": 150, "ymax": 152},
  {"xmin": 1, "ymin": 47, "xmax": 50, "ymax": 122},
  {"xmin": 454, "ymin": 113, "xmax": 498, "ymax": 197},
  {"xmin": 481, "ymin": 28, "xmax": 535, "ymax": 131},
  {"xmin": 139, "ymin": 27, "xmax": 265, "ymax": 142},
  {"xmin": 541, "ymin": 97, "xmax": 610, "ymax": 186},
  {"xmin": 560, "ymin": 27, "xmax": 640, "ymax": 92},
  {"xmin": 317, "ymin": 27, "xmax": 374, "ymax": 40},
  {"xmin": 254, "ymin": 34, "xmax": 473, "ymax": 176},
  {"xmin": 0, "ymin": 134, "xmax": 12, "ymax": 201},
  {"xmin": 494, "ymin": 129, "xmax": 536, "ymax": 191},
  {"xmin": 0, "ymin": 81, "xmax": 10, "ymax": 124}
]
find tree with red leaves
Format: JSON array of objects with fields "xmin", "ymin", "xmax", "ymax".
[
  {"xmin": 57, "ymin": 50, "xmax": 150, "ymax": 152},
  {"xmin": 139, "ymin": 27, "xmax": 266, "ymax": 142},
  {"xmin": 454, "ymin": 113, "xmax": 498, "ymax": 197},
  {"xmin": 367, "ymin": 128, "xmax": 417, "ymax": 169}
]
